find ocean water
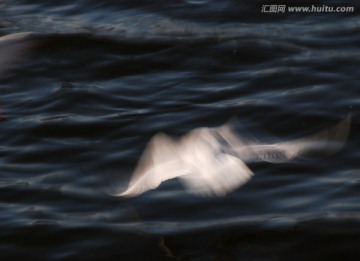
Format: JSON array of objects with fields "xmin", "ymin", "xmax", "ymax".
[{"xmin": 0, "ymin": 1, "xmax": 360, "ymax": 260}]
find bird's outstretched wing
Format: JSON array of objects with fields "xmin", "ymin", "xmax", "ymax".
[
  {"xmin": 180, "ymin": 154, "xmax": 253, "ymax": 196},
  {"xmin": 177, "ymin": 127, "xmax": 254, "ymax": 196},
  {"xmin": 118, "ymin": 127, "xmax": 254, "ymax": 197},
  {"xmin": 116, "ymin": 133, "xmax": 188, "ymax": 197},
  {"xmin": 0, "ymin": 32, "xmax": 35, "ymax": 78},
  {"xmin": 222, "ymin": 115, "xmax": 352, "ymax": 163}
]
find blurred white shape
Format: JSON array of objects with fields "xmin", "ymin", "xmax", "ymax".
[
  {"xmin": 0, "ymin": 32, "xmax": 34, "ymax": 78},
  {"xmin": 116, "ymin": 115, "xmax": 351, "ymax": 198}
]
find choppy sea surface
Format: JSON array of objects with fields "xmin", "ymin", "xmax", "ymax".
[{"xmin": 1, "ymin": 1, "xmax": 360, "ymax": 260}]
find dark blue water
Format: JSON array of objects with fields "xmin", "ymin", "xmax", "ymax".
[{"xmin": 1, "ymin": 1, "xmax": 360, "ymax": 260}]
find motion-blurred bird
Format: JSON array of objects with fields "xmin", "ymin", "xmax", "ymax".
[
  {"xmin": 0, "ymin": 32, "xmax": 34, "ymax": 78},
  {"xmin": 116, "ymin": 115, "xmax": 351, "ymax": 197},
  {"xmin": 0, "ymin": 32, "xmax": 36, "ymax": 120}
]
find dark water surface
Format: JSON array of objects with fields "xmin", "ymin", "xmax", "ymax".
[{"xmin": 1, "ymin": 0, "xmax": 360, "ymax": 260}]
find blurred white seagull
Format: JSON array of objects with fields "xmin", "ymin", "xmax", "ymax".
[{"xmin": 116, "ymin": 115, "xmax": 351, "ymax": 198}]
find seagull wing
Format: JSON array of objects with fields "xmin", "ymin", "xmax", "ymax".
[
  {"xmin": 117, "ymin": 132, "xmax": 188, "ymax": 197},
  {"xmin": 180, "ymin": 154, "xmax": 253, "ymax": 196},
  {"xmin": 176, "ymin": 127, "xmax": 254, "ymax": 196},
  {"xmin": 227, "ymin": 114, "xmax": 352, "ymax": 163}
]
